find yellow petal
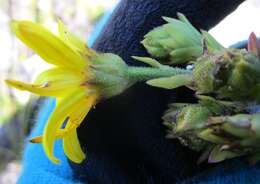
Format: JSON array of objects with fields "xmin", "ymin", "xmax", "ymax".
[
  {"xmin": 34, "ymin": 67, "xmax": 88, "ymax": 96},
  {"xmin": 42, "ymin": 89, "xmax": 87, "ymax": 164},
  {"xmin": 5, "ymin": 67, "xmax": 87, "ymax": 97},
  {"xmin": 30, "ymin": 93, "xmax": 96, "ymax": 163},
  {"xmin": 35, "ymin": 67, "xmax": 85, "ymax": 82},
  {"xmin": 10, "ymin": 20, "xmax": 87, "ymax": 69},
  {"xmin": 5, "ymin": 79, "xmax": 53, "ymax": 96},
  {"xmin": 30, "ymin": 129, "xmax": 67, "ymax": 143},
  {"xmin": 62, "ymin": 93, "xmax": 97, "ymax": 163},
  {"xmin": 58, "ymin": 20, "xmax": 85, "ymax": 52},
  {"xmin": 6, "ymin": 79, "xmax": 71, "ymax": 97},
  {"xmin": 58, "ymin": 19, "xmax": 95, "ymax": 58},
  {"xmin": 63, "ymin": 129, "xmax": 86, "ymax": 163}
]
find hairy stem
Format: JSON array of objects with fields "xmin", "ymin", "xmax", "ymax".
[{"xmin": 127, "ymin": 66, "xmax": 190, "ymax": 82}]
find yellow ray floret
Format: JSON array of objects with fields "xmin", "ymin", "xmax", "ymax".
[
  {"xmin": 10, "ymin": 20, "xmax": 93, "ymax": 69},
  {"xmin": 6, "ymin": 19, "xmax": 164, "ymax": 164},
  {"xmin": 6, "ymin": 20, "xmax": 99, "ymax": 164}
]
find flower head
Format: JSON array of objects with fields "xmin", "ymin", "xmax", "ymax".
[
  {"xmin": 6, "ymin": 20, "xmax": 130, "ymax": 164},
  {"xmin": 6, "ymin": 19, "xmax": 193, "ymax": 165},
  {"xmin": 142, "ymin": 13, "xmax": 224, "ymax": 64}
]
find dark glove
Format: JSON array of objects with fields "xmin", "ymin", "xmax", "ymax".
[{"xmin": 71, "ymin": 0, "xmax": 248, "ymax": 183}]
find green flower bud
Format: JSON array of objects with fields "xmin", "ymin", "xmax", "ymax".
[
  {"xmin": 142, "ymin": 13, "xmax": 224, "ymax": 64},
  {"xmin": 89, "ymin": 53, "xmax": 132, "ymax": 99},
  {"xmin": 163, "ymin": 96, "xmax": 260, "ymax": 163},
  {"xmin": 193, "ymin": 48, "xmax": 260, "ymax": 101},
  {"xmin": 163, "ymin": 97, "xmax": 225, "ymax": 152},
  {"xmin": 205, "ymin": 113, "xmax": 260, "ymax": 163}
]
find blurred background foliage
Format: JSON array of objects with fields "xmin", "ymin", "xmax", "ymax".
[{"xmin": 0, "ymin": 0, "xmax": 259, "ymax": 183}]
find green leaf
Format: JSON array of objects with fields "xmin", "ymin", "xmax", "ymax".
[
  {"xmin": 177, "ymin": 12, "xmax": 201, "ymax": 38},
  {"xmin": 162, "ymin": 16, "xmax": 178, "ymax": 24},
  {"xmin": 132, "ymin": 56, "xmax": 161, "ymax": 68},
  {"xmin": 201, "ymin": 30, "xmax": 225, "ymax": 50},
  {"xmin": 198, "ymin": 129, "xmax": 227, "ymax": 144},
  {"xmin": 208, "ymin": 145, "xmax": 242, "ymax": 163},
  {"xmin": 146, "ymin": 74, "xmax": 192, "ymax": 89}
]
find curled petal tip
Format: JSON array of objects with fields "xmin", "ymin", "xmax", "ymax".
[
  {"xmin": 30, "ymin": 136, "xmax": 42, "ymax": 143},
  {"xmin": 52, "ymin": 158, "xmax": 61, "ymax": 164},
  {"xmin": 44, "ymin": 146, "xmax": 61, "ymax": 164},
  {"xmin": 5, "ymin": 79, "xmax": 19, "ymax": 88},
  {"xmin": 5, "ymin": 79, "xmax": 41, "ymax": 93}
]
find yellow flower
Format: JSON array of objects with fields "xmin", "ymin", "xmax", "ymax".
[
  {"xmin": 6, "ymin": 20, "xmax": 99, "ymax": 164},
  {"xmin": 6, "ymin": 19, "xmax": 190, "ymax": 165}
]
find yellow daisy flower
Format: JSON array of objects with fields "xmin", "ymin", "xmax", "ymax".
[
  {"xmin": 6, "ymin": 19, "xmax": 189, "ymax": 165},
  {"xmin": 6, "ymin": 20, "xmax": 100, "ymax": 164}
]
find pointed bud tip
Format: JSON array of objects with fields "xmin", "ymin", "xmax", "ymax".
[
  {"xmin": 131, "ymin": 56, "xmax": 139, "ymax": 60},
  {"xmin": 176, "ymin": 12, "xmax": 187, "ymax": 21},
  {"xmin": 146, "ymin": 79, "xmax": 157, "ymax": 86},
  {"xmin": 248, "ymin": 32, "xmax": 258, "ymax": 45},
  {"xmin": 248, "ymin": 32, "xmax": 260, "ymax": 58},
  {"xmin": 176, "ymin": 12, "xmax": 184, "ymax": 17},
  {"xmin": 162, "ymin": 16, "xmax": 175, "ymax": 23},
  {"xmin": 249, "ymin": 32, "xmax": 257, "ymax": 39}
]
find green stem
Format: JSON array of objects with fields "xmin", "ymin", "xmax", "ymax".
[{"xmin": 127, "ymin": 66, "xmax": 190, "ymax": 82}]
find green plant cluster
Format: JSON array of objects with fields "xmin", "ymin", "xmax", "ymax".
[{"xmin": 137, "ymin": 13, "xmax": 260, "ymax": 164}]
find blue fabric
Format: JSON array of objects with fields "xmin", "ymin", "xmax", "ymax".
[
  {"xmin": 87, "ymin": 9, "xmax": 117, "ymax": 47},
  {"xmin": 18, "ymin": 98, "xmax": 81, "ymax": 184},
  {"xmin": 181, "ymin": 160, "xmax": 260, "ymax": 184}
]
